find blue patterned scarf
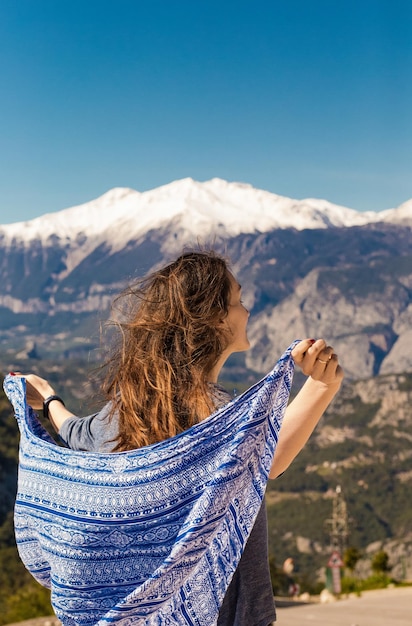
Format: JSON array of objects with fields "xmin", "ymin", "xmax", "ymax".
[{"xmin": 4, "ymin": 344, "xmax": 296, "ymax": 626}]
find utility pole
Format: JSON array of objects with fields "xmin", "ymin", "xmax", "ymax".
[
  {"xmin": 324, "ymin": 485, "xmax": 349, "ymax": 594},
  {"xmin": 325, "ymin": 485, "xmax": 349, "ymax": 554}
]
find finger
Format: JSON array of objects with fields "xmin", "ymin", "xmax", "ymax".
[
  {"xmin": 328, "ymin": 354, "xmax": 344, "ymax": 379},
  {"xmin": 315, "ymin": 346, "xmax": 334, "ymax": 366},
  {"xmin": 291, "ymin": 339, "xmax": 317, "ymax": 364},
  {"xmin": 335, "ymin": 363, "xmax": 344, "ymax": 381},
  {"xmin": 299, "ymin": 340, "xmax": 328, "ymax": 373},
  {"xmin": 314, "ymin": 354, "xmax": 343, "ymax": 384},
  {"xmin": 309, "ymin": 350, "xmax": 336, "ymax": 380}
]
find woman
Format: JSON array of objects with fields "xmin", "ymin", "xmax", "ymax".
[{"xmin": 21, "ymin": 250, "xmax": 343, "ymax": 625}]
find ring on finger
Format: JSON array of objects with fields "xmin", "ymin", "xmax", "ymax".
[{"xmin": 318, "ymin": 353, "xmax": 333, "ymax": 364}]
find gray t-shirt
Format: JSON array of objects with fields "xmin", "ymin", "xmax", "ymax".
[{"xmin": 59, "ymin": 385, "xmax": 276, "ymax": 625}]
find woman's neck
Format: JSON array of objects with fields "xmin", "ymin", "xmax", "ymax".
[{"xmin": 206, "ymin": 350, "xmax": 231, "ymax": 383}]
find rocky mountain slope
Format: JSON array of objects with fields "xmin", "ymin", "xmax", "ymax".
[{"xmin": 0, "ymin": 179, "xmax": 411, "ymax": 379}]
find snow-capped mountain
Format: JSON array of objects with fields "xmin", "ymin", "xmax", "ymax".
[
  {"xmin": 1, "ymin": 177, "xmax": 410, "ymax": 247},
  {"xmin": 1, "ymin": 178, "xmax": 412, "ymax": 379}
]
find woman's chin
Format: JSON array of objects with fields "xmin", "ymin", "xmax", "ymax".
[{"xmin": 238, "ymin": 339, "xmax": 251, "ymax": 352}]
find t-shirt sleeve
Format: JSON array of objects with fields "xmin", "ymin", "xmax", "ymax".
[{"xmin": 59, "ymin": 403, "xmax": 118, "ymax": 453}]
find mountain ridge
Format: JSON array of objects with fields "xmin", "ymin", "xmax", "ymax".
[{"xmin": 1, "ymin": 178, "xmax": 411, "ymax": 247}]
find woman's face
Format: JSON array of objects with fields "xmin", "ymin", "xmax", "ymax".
[{"xmin": 224, "ymin": 273, "xmax": 250, "ymax": 353}]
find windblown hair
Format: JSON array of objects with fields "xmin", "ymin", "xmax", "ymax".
[{"xmin": 102, "ymin": 251, "xmax": 233, "ymax": 451}]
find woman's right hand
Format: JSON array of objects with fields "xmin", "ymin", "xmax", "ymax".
[
  {"xmin": 270, "ymin": 338, "xmax": 343, "ymax": 479},
  {"xmin": 291, "ymin": 338, "xmax": 344, "ymax": 387}
]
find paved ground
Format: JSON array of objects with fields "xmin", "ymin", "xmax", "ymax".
[
  {"xmin": 7, "ymin": 587, "xmax": 412, "ymax": 626},
  {"xmin": 276, "ymin": 586, "xmax": 412, "ymax": 625}
]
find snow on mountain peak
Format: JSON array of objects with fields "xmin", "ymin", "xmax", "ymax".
[
  {"xmin": 384, "ymin": 198, "xmax": 412, "ymax": 224},
  {"xmin": 0, "ymin": 187, "xmax": 141, "ymax": 244},
  {"xmin": 1, "ymin": 179, "xmax": 410, "ymax": 250}
]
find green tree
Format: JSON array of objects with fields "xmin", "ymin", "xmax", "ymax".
[
  {"xmin": 0, "ymin": 584, "xmax": 53, "ymax": 625},
  {"xmin": 344, "ymin": 546, "xmax": 362, "ymax": 573},
  {"xmin": 371, "ymin": 550, "xmax": 391, "ymax": 574},
  {"xmin": 268, "ymin": 556, "xmax": 291, "ymax": 596}
]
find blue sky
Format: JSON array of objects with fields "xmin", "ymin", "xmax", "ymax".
[{"xmin": 1, "ymin": 0, "xmax": 411, "ymax": 223}]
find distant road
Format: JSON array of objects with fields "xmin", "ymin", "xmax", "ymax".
[{"xmin": 276, "ymin": 586, "xmax": 412, "ymax": 625}]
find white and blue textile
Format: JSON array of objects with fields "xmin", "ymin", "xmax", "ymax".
[{"xmin": 4, "ymin": 344, "xmax": 296, "ymax": 626}]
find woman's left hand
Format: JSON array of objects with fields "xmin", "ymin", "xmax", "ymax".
[
  {"xmin": 291, "ymin": 338, "xmax": 344, "ymax": 387},
  {"xmin": 11, "ymin": 373, "xmax": 56, "ymax": 410}
]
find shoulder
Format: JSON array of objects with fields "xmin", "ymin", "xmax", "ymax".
[{"xmin": 208, "ymin": 383, "xmax": 232, "ymax": 410}]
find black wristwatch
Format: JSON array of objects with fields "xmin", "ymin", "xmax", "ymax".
[{"xmin": 43, "ymin": 395, "xmax": 65, "ymax": 421}]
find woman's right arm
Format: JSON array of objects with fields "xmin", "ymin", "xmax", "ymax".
[{"xmin": 269, "ymin": 339, "xmax": 344, "ymax": 479}]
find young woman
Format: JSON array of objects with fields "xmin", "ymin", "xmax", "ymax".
[{"xmin": 22, "ymin": 250, "xmax": 343, "ymax": 625}]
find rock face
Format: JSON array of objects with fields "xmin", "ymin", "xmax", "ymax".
[
  {"xmin": 233, "ymin": 224, "xmax": 412, "ymax": 378},
  {"xmin": 246, "ymin": 263, "xmax": 411, "ymax": 379},
  {"xmin": 0, "ymin": 179, "xmax": 411, "ymax": 379}
]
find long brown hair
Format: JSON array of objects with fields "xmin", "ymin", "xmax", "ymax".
[{"xmin": 102, "ymin": 251, "xmax": 232, "ymax": 451}]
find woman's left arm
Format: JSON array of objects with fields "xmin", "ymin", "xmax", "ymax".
[
  {"xmin": 15, "ymin": 373, "xmax": 76, "ymax": 433},
  {"xmin": 269, "ymin": 338, "xmax": 344, "ymax": 479}
]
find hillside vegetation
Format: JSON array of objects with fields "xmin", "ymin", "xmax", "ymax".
[
  {"xmin": 1, "ymin": 361, "xmax": 411, "ymax": 618},
  {"xmin": 266, "ymin": 372, "xmax": 412, "ymax": 582}
]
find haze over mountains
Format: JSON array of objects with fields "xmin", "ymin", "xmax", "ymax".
[{"xmin": 1, "ymin": 178, "xmax": 412, "ymax": 379}]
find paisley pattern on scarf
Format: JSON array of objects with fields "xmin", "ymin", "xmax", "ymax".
[{"xmin": 4, "ymin": 344, "xmax": 296, "ymax": 626}]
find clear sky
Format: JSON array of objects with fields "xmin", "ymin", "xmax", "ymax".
[{"xmin": 1, "ymin": 0, "xmax": 411, "ymax": 224}]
